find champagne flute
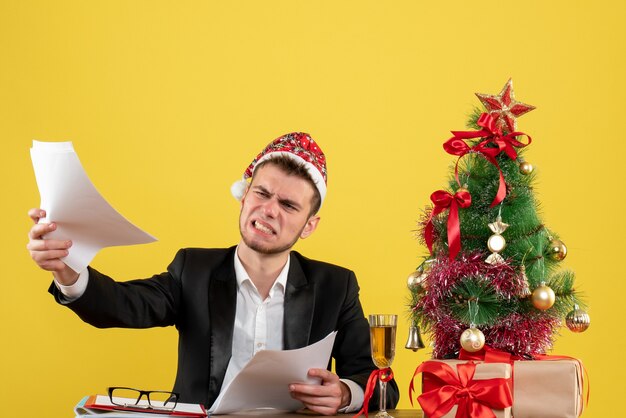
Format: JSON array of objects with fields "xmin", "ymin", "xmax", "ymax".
[{"xmin": 368, "ymin": 314, "xmax": 397, "ymax": 418}]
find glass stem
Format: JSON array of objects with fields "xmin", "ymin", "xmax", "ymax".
[{"xmin": 378, "ymin": 379, "xmax": 387, "ymax": 413}]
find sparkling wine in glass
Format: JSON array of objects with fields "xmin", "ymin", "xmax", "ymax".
[{"xmin": 368, "ymin": 314, "xmax": 397, "ymax": 418}]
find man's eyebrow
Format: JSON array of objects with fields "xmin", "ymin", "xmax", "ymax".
[
  {"xmin": 252, "ymin": 184, "xmax": 302, "ymax": 210},
  {"xmin": 278, "ymin": 197, "xmax": 301, "ymax": 210},
  {"xmin": 252, "ymin": 185, "xmax": 272, "ymax": 195}
]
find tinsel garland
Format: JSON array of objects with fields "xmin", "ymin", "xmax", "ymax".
[
  {"xmin": 411, "ymin": 252, "xmax": 559, "ymax": 358},
  {"xmin": 427, "ymin": 312, "xmax": 560, "ymax": 359},
  {"xmin": 484, "ymin": 312, "xmax": 561, "ymax": 357}
]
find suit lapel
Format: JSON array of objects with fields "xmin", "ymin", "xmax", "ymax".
[
  {"xmin": 283, "ymin": 252, "xmax": 314, "ymax": 350},
  {"xmin": 208, "ymin": 248, "xmax": 237, "ymax": 404}
]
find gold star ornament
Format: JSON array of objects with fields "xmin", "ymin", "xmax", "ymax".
[{"xmin": 475, "ymin": 78, "xmax": 536, "ymax": 134}]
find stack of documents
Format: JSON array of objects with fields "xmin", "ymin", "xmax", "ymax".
[{"xmin": 75, "ymin": 395, "xmax": 207, "ymax": 417}]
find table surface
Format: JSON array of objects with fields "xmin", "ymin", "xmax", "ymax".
[
  {"xmin": 223, "ymin": 410, "xmax": 423, "ymax": 418},
  {"xmin": 73, "ymin": 409, "xmax": 423, "ymax": 418}
]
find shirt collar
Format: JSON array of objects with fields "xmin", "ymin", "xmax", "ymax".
[{"xmin": 234, "ymin": 246, "xmax": 290, "ymax": 295}]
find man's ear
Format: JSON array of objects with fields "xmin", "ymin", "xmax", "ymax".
[
  {"xmin": 240, "ymin": 185, "xmax": 251, "ymax": 207},
  {"xmin": 300, "ymin": 215, "xmax": 320, "ymax": 239}
]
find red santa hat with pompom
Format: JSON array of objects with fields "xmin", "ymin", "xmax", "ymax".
[{"xmin": 230, "ymin": 132, "xmax": 328, "ymax": 206}]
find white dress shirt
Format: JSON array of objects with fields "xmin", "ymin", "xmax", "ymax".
[{"xmin": 221, "ymin": 248, "xmax": 289, "ymax": 389}]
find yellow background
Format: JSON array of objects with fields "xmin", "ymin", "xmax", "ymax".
[{"xmin": 1, "ymin": 1, "xmax": 623, "ymax": 417}]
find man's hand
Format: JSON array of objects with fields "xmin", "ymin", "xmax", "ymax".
[
  {"xmin": 289, "ymin": 368, "xmax": 351, "ymax": 415},
  {"xmin": 26, "ymin": 208, "xmax": 79, "ymax": 285}
]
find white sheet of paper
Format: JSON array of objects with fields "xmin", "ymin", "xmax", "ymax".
[
  {"xmin": 30, "ymin": 141, "xmax": 157, "ymax": 272},
  {"xmin": 209, "ymin": 331, "xmax": 338, "ymax": 415}
]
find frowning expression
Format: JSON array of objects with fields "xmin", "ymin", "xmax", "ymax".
[{"xmin": 239, "ymin": 164, "xmax": 319, "ymax": 255}]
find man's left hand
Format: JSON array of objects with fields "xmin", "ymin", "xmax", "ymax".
[{"xmin": 289, "ymin": 368, "xmax": 351, "ymax": 415}]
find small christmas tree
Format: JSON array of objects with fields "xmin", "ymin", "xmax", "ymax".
[{"xmin": 407, "ymin": 79, "xmax": 590, "ymax": 359}]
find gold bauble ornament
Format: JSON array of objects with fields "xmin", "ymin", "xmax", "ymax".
[
  {"xmin": 407, "ymin": 270, "xmax": 427, "ymax": 291},
  {"xmin": 407, "ymin": 260, "xmax": 433, "ymax": 290},
  {"xmin": 565, "ymin": 305, "xmax": 590, "ymax": 333},
  {"xmin": 459, "ymin": 327, "xmax": 485, "ymax": 352},
  {"xmin": 531, "ymin": 282, "xmax": 556, "ymax": 310},
  {"xmin": 519, "ymin": 161, "xmax": 534, "ymax": 175},
  {"xmin": 548, "ymin": 239, "xmax": 567, "ymax": 261}
]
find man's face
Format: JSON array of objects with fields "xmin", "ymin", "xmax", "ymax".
[{"xmin": 239, "ymin": 163, "xmax": 319, "ymax": 255}]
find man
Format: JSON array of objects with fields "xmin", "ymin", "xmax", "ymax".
[{"xmin": 27, "ymin": 132, "xmax": 399, "ymax": 415}]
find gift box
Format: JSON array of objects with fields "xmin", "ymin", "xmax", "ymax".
[
  {"xmin": 512, "ymin": 359, "xmax": 584, "ymax": 418},
  {"xmin": 412, "ymin": 356, "xmax": 585, "ymax": 418},
  {"xmin": 452, "ymin": 346, "xmax": 586, "ymax": 418},
  {"xmin": 415, "ymin": 359, "xmax": 513, "ymax": 418}
]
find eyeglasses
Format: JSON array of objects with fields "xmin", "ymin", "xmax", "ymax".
[{"xmin": 108, "ymin": 387, "xmax": 180, "ymax": 411}]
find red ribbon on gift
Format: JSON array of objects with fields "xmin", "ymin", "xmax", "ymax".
[
  {"xmin": 459, "ymin": 345, "xmax": 519, "ymax": 363},
  {"xmin": 460, "ymin": 345, "xmax": 527, "ymax": 406},
  {"xmin": 352, "ymin": 368, "xmax": 394, "ymax": 418},
  {"xmin": 409, "ymin": 361, "xmax": 513, "ymax": 418},
  {"xmin": 424, "ymin": 189, "xmax": 472, "ymax": 260},
  {"xmin": 443, "ymin": 113, "xmax": 532, "ymax": 207}
]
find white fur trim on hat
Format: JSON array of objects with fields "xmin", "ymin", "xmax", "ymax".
[{"xmin": 230, "ymin": 177, "xmax": 249, "ymax": 200}]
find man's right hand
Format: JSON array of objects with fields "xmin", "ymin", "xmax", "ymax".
[{"xmin": 27, "ymin": 208, "xmax": 79, "ymax": 285}]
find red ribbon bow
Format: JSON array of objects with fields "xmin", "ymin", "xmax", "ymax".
[
  {"xmin": 424, "ymin": 189, "xmax": 472, "ymax": 260},
  {"xmin": 352, "ymin": 368, "xmax": 394, "ymax": 418},
  {"xmin": 410, "ymin": 361, "xmax": 513, "ymax": 418},
  {"xmin": 443, "ymin": 113, "xmax": 532, "ymax": 207}
]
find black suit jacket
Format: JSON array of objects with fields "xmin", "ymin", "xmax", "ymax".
[{"xmin": 50, "ymin": 247, "xmax": 399, "ymax": 409}]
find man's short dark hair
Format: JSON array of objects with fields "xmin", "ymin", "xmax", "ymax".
[{"xmin": 252, "ymin": 155, "xmax": 322, "ymax": 216}]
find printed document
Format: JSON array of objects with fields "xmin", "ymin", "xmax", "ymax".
[
  {"xmin": 209, "ymin": 331, "xmax": 337, "ymax": 414},
  {"xmin": 30, "ymin": 141, "xmax": 157, "ymax": 272}
]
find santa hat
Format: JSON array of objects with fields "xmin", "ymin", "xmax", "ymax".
[{"xmin": 231, "ymin": 132, "xmax": 328, "ymax": 205}]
